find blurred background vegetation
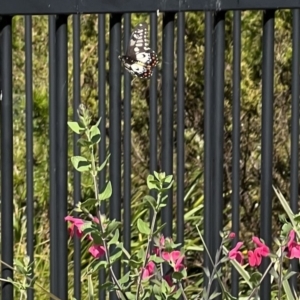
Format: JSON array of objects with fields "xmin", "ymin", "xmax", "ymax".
[{"xmin": 8, "ymin": 10, "xmax": 296, "ymax": 298}]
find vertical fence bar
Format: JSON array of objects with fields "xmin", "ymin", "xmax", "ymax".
[
  {"xmin": 176, "ymin": 12, "xmax": 185, "ymax": 246},
  {"xmin": 289, "ymin": 8, "xmax": 300, "ymax": 292},
  {"xmin": 149, "ymin": 12, "xmax": 158, "ymax": 214},
  {"xmin": 150, "ymin": 14, "xmax": 158, "ymax": 300},
  {"xmin": 203, "ymin": 11, "xmax": 213, "ymax": 288},
  {"xmin": 73, "ymin": 13, "xmax": 81, "ymax": 300},
  {"xmin": 162, "ymin": 12, "xmax": 175, "ymax": 238},
  {"xmin": 98, "ymin": 13, "xmax": 107, "ymax": 300},
  {"xmin": 56, "ymin": 14, "xmax": 68, "ymax": 300},
  {"xmin": 231, "ymin": 11, "xmax": 241, "ymax": 298},
  {"xmin": 25, "ymin": 15, "xmax": 34, "ymax": 300},
  {"xmin": 0, "ymin": 15, "xmax": 13, "ymax": 300},
  {"xmin": 49, "ymin": 14, "xmax": 58, "ymax": 297},
  {"xmin": 109, "ymin": 13, "xmax": 122, "ymax": 300},
  {"xmin": 211, "ymin": 11, "xmax": 226, "ymax": 299},
  {"xmin": 260, "ymin": 10, "xmax": 275, "ymax": 300},
  {"xmin": 123, "ymin": 13, "xmax": 132, "ymax": 273}
]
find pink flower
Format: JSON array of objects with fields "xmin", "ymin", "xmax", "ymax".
[
  {"xmin": 228, "ymin": 232, "xmax": 236, "ymax": 239},
  {"xmin": 247, "ymin": 237, "xmax": 269, "ymax": 267},
  {"xmin": 162, "ymin": 250, "xmax": 185, "ymax": 272},
  {"xmin": 142, "ymin": 261, "xmax": 155, "ymax": 279},
  {"xmin": 92, "ymin": 216, "xmax": 99, "ymax": 223},
  {"xmin": 252, "ymin": 237, "xmax": 270, "ymax": 256},
  {"xmin": 248, "ymin": 249, "xmax": 262, "ymax": 267},
  {"xmin": 89, "ymin": 244, "xmax": 106, "ymax": 259},
  {"xmin": 65, "ymin": 216, "xmax": 84, "ymax": 238},
  {"xmin": 286, "ymin": 230, "xmax": 300, "ymax": 259},
  {"xmin": 228, "ymin": 242, "xmax": 244, "ymax": 265}
]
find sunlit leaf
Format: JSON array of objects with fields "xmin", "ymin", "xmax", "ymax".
[
  {"xmin": 68, "ymin": 121, "xmax": 85, "ymax": 134},
  {"xmin": 99, "ymin": 181, "xmax": 112, "ymax": 201},
  {"xmin": 71, "ymin": 156, "xmax": 91, "ymax": 172},
  {"xmin": 137, "ymin": 219, "xmax": 151, "ymax": 235},
  {"xmin": 90, "ymin": 125, "xmax": 101, "ymax": 144}
]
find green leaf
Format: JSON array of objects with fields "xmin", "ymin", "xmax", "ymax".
[
  {"xmin": 164, "ymin": 180, "xmax": 174, "ymax": 190},
  {"xmin": 172, "ymin": 271, "xmax": 184, "ymax": 281},
  {"xmin": 14, "ymin": 259, "xmax": 26, "ymax": 274},
  {"xmin": 273, "ymin": 186, "xmax": 298, "ymax": 230},
  {"xmin": 105, "ymin": 220, "xmax": 121, "ymax": 235},
  {"xmin": 153, "ymin": 283, "xmax": 162, "ymax": 295},
  {"xmin": 68, "ymin": 121, "xmax": 85, "ymax": 134},
  {"xmin": 125, "ymin": 292, "xmax": 136, "ymax": 300},
  {"xmin": 94, "ymin": 117, "xmax": 102, "ymax": 128},
  {"xmin": 283, "ymin": 271, "xmax": 297, "ymax": 281},
  {"xmin": 161, "ymin": 278, "xmax": 171, "ymax": 295},
  {"xmin": 99, "ymin": 181, "xmax": 112, "ymax": 201},
  {"xmin": 71, "ymin": 156, "xmax": 91, "ymax": 172},
  {"xmin": 98, "ymin": 154, "xmax": 110, "ymax": 172},
  {"xmin": 147, "ymin": 174, "xmax": 159, "ymax": 190},
  {"xmin": 249, "ymin": 271, "xmax": 262, "ymax": 284},
  {"xmin": 143, "ymin": 195, "xmax": 157, "ymax": 210},
  {"xmin": 149, "ymin": 254, "xmax": 164, "ymax": 264},
  {"xmin": 119, "ymin": 272, "xmax": 130, "ymax": 285},
  {"xmin": 81, "ymin": 198, "xmax": 98, "ymax": 210},
  {"xmin": 171, "ymin": 289, "xmax": 182, "ymax": 299},
  {"xmin": 90, "ymin": 259, "xmax": 108, "ymax": 272},
  {"xmin": 77, "ymin": 137, "xmax": 92, "ymax": 147},
  {"xmin": 99, "ymin": 281, "xmax": 114, "ymax": 291},
  {"xmin": 282, "ymin": 279, "xmax": 297, "ymax": 300},
  {"xmin": 153, "ymin": 224, "xmax": 166, "ymax": 236},
  {"xmin": 90, "ymin": 125, "xmax": 101, "ymax": 144},
  {"xmin": 137, "ymin": 219, "xmax": 151, "ymax": 235},
  {"xmin": 209, "ymin": 292, "xmax": 221, "ymax": 300},
  {"xmin": 88, "ymin": 274, "xmax": 94, "ymax": 300},
  {"xmin": 153, "ymin": 171, "xmax": 161, "ymax": 181},
  {"xmin": 110, "ymin": 247, "xmax": 123, "ymax": 263},
  {"xmin": 137, "ymin": 247, "xmax": 146, "ymax": 260},
  {"xmin": 108, "ymin": 229, "xmax": 120, "ymax": 246},
  {"xmin": 165, "ymin": 175, "xmax": 173, "ymax": 184}
]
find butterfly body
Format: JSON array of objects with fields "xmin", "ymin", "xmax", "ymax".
[{"xmin": 119, "ymin": 23, "xmax": 158, "ymax": 79}]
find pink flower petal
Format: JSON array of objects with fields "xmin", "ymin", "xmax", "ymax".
[
  {"xmin": 162, "ymin": 251, "xmax": 171, "ymax": 261},
  {"xmin": 89, "ymin": 245, "xmax": 106, "ymax": 259},
  {"xmin": 248, "ymin": 250, "xmax": 256, "ymax": 267},
  {"xmin": 170, "ymin": 251, "xmax": 182, "ymax": 262}
]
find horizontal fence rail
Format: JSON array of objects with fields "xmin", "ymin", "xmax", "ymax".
[
  {"xmin": 0, "ymin": 3, "xmax": 300, "ymax": 300},
  {"xmin": 1, "ymin": 0, "xmax": 300, "ymax": 14}
]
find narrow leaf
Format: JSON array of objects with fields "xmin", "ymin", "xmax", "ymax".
[
  {"xmin": 99, "ymin": 181, "xmax": 112, "ymax": 201},
  {"xmin": 88, "ymin": 274, "xmax": 94, "ymax": 300}
]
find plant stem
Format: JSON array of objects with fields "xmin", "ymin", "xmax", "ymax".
[
  {"xmin": 246, "ymin": 261, "xmax": 273, "ymax": 300},
  {"xmin": 179, "ymin": 282, "xmax": 188, "ymax": 300},
  {"xmin": 278, "ymin": 248, "xmax": 283, "ymax": 300},
  {"xmin": 135, "ymin": 193, "xmax": 161, "ymax": 300},
  {"xmin": 89, "ymin": 143, "xmax": 128, "ymax": 300}
]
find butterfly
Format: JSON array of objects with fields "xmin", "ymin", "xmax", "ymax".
[{"xmin": 119, "ymin": 23, "xmax": 158, "ymax": 79}]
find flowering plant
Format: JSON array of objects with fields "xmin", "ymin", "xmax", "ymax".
[
  {"xmin": 1, "ymin": 105, "xmax": 300, "ymax": 300},
  {"xmin": 66, "ymin": 105, "xmax": 188, "ymax": 299}
]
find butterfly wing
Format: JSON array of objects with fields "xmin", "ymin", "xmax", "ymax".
[
  {"xmin": 125, "ymin": 22, "xmax": 150, "ymax": 60},
  {"xmin": 120, "ymin": 23, "xmax": 158, "ymax": 78}
]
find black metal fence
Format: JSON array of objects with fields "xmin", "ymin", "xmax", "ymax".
[{"xmin": 1, "ymin": 1, "xmax": 300, "ymax": 300}]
